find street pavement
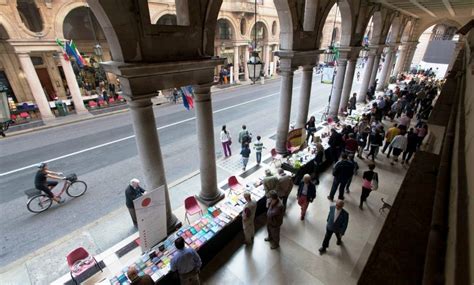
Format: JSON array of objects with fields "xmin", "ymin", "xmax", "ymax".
[{"xmin": 0, "ymin": 70, "xmax": 363, "ymax": 269}]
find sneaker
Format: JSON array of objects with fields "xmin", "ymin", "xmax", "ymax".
[
  {"xmin": 345, "ymin": 189, "xmax": 350, "ymax": 193},
  {"xmin": 270, "ymin": 244, "xmax": 280, "ymax": 250},
  {"xmin": 327, "ymin": 196, "xmax": 333, "ymax": 201},
  {"xmin": 57, "ymin": 197, "xmax": 65, "ymax": 204},
  {"xmin": 318, "ymin": 247, "xmax": 326, "ymax": 255},
  {"xmin": 359, "ymin": 205, "xmax": 363, "ymax": 210},
  {"xmin": 264, "ymin": 237, "xmax": 271, "ymax": 242}
]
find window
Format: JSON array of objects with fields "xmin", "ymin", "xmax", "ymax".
[
  {"xmin": 240, "ymin": 18, "xmax": 247, "ymax": 36},
  {"xmin": 251, "ymin": 22, "xmax": 266, "ymax": 41},
  {"xmin": 156, "ymin": 14, "xmax": 178, "ymax": 26},
  {"xmin": 17, "ymin": 0, "xmax": 44, "ymax": 33},
  {"xmin": 217, "ymin": 19, "xmax": 232, "ymax": 40},
  {"xmin": 271, "ymin": 21, "xmax": 277, "ymax": 36}
]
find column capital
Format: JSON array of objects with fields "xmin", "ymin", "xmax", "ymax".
[
  {"xmin": 127, "ymin": 97, "xmax": 153, "ymax": 109},
  {"xmin": 300, "ymin": 65, "xmax": 315, "ymax": 72}
]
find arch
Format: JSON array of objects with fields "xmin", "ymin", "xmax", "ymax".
[
  {"xmin": 385, "ymin": 16, "xmax": 402, "ymax": 44},
  {"xmin": 0, "ymin": 13, "xmax": 19, "ymax": 39},
  {"xmin": 215, "ymin": 17, "xmax": 237, "ymax": 41},
  {"xmin": 150, "ymin": 11, "xmax": 176, "ymax": 25},
  {"xmin": 62, "ymin": 6, "xmax": 106, "ymax": 40},
  {"xmin": 400, "ymin": 20, "xmax": 413, "ymax": 43},
  {"xmin": 413, "ymin": 18, "xmax": 462, "ymax": 41},
  {"xmin": 156, "ymin": 14, "xmax": 178, "ymax": 26},
  {"xmin": 54, "ymin": 1, "xmax": 88, "ymax": 39},
  {"xmin": 317, "ymin": 0, "xmax": 352, "ymax": 49},
  {"xmin": 85, "ymin": 1, "xmax": 124, "ymax": 62},
  {"xmin": 369, "ymin": 11, "xmax": 384, "ymax": 45},
  {"xmin": 272, "ymin": 0, "xmax": 294, "ymax": 50},
  {"xmin": 250, "ymin": 21, "xmax": 269, "ymax": 42}
]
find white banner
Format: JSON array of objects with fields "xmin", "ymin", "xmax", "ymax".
[
  {"xmin": 134, "ymin": 185, "xmax": 167, "ymax": 252},
  {"xmin": 321, "ymin": 67, "xmax": 335, "ymax": 84}
]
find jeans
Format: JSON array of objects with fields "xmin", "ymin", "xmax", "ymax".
[
  {"xmin": 222, "ymin": 141, "xmax": 232, "ymax": 157},
  {"xmin": 382, "ymin": 140, "xmax": 393, "ymax": 155},
  {"xmin": 256, "ymin": 152, "xmax": 262, "ymax": 164},
  {"xmin": 321, "ymin": 228, "xmax": 342, "ymax": 249},
  {"xmin": 360, "ymin": 187, "xmax": 372, "ymax": 207},
  {"xmin": 403, "ymin": 150, "xmax": 415, "ymax": 162},
  {"xmin": 329, "ymin": 178, "xmax": 348, "ymax": 200},
  {"xmin": 367, "ymin": 145, "xmax": 379, "ymax": 160},
  {"xmin": 242, "ymin": 157, "xmax": 249, "ymax": 169}
]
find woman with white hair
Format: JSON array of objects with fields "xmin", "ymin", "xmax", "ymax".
[
  {"xmin": 296, "ymin": 174, "xmax": 316, "ymax": 220},
  {"xmin": 125, "ymin": 178, "xmax": 145, "ymax": 227}
]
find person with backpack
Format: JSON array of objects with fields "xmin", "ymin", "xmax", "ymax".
[
  {"xmin": 238, "ymin": 125, "xmax": 252, "ymax": 149},
  {"xmin": 240, "ymin": 142, "xmax": 251, "ymax": 171}
]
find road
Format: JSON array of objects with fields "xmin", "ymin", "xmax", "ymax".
[{"xmin": 0, "ymin": 71, "xmax": 362, "ymax": 267}]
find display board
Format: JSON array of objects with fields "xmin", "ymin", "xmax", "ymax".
[
  {"xmin": 287, "ymin": 128, "xmax": 304, "ymax": 147},
  {"xmin": 321, "ymin": 67, "xmax": 335, "ymax": 84},
  {"xmin": 134, "ymin": 186, "xmax": 167, "ymax": 252}
]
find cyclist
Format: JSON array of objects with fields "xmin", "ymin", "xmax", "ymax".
[{"xmin": 34, "ymin": 163, "xmax": 64, "ymax": 203}]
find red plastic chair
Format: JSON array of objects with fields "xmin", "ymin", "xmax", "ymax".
[
  {"xmin": 88, "ymin": 101, "xmax": 97, "ymax": 109},
  {"xmin": 108, "ymin": 97, "xmax": 115, "ymax": 104},
  {"xmin": 270, "ymin": 148, "xmax": 282, "ymax": 166},
  {"xmin": 19, "ymin": 112, "xmax": 30, "ymax": 119},
  {"xmin": 66, "ymin": 247, "xmax": 102, "ymax": 284},
  {"xmin": 184, "ymin": 196, "xmax": 203, "ymax": 224},
  {"xmin": 287, "ymin": 141, "xmax": 299, "ymax": 154},
  {"xmin": 228, "ymin": 175, "xmax": 243, "ymax": 191}
]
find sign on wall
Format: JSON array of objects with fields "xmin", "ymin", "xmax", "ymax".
[
  {"xmin": 321, "ymin": 67, "xmax": 335, "ymax": 84},
  {"xmin": 134, "ymin": 185, "xmax": 167, "ymax": 252}
]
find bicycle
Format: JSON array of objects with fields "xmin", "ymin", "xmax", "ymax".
[{"xmin": 25, "ymin": 174, "xmax": 87, "ymax": 213}]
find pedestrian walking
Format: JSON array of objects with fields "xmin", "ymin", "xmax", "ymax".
[
  {"xmin": 402, "ymin": 128, "xmax": 418, "ymax": 164},
  {"xmin": 415, "ymin": 124, "xmax": 428, "ymax": 149},
  {"xmin": 220, "ymin": 125, "xmax": 232, "ymax": 158},
  {"xmin": 345, "ymin": 154, "xmax": 359, "ymax": 193},
  {"xmin": 305, "ymin": 116, "xmax": 317, "ymax": 143},
  {"xmin": 356, "ymin": 71, "xmax": 361, "ymax": 81},
  {"xmin": 276, "ymin": 168, "xmax": 293, "ymax": 210},
  {"xmin": 296, "ymin": 174, "xmax": 316, "ymax": 220},
  {"xmin": 238, "ymin": 125, "xmax": 252, "ymax": 149},
  {"xmin": 389, "ymin": 130, "xmax": 407, "ymax": 165},
  {"xmin": 319, "ymin": 200, "xmax": 349, "ymax": 255},
  {"xmin": 240, "ymin": 143, "xmax": 251, "ymax": 171},
  {"xmin": 382, "ymin": 123, "xmax": 400, "ymax": 158},
  {"xmin": 125, "ymin": 178, "xmax": 146, "ymax": 227},
  {"xmin": 366, "ymin": 128, "xmax": 383, "ymax": 161},
  {"xmin": 327, "ymin": 153, "xmax": 354, "ymax": 201},
  {"xmin": 242, "ymin": 192, "xmax": 257, "ymax": 245},
  {"xmin": 313, "ymin": 143, "xmax": 325, "ymax": 183},
  {"xmin": 343, "ymin": 133, "xmax": 358, "ymax": 156},
  {"xmin": 170, "ymin": 237, "xmax": 202, "ymax": 285},
  {"xmin": 253, "ymin": 135, "xmax": 265, "ymax": 165},
  {"xmin": 359, "ymin": 163, "xmax": 378, "ymax": 210},
  {"xmin": 264, "ymin": 190, "xmax": 285, "ymax": 249},
  {"xmin": 348, "ymin": 93, "xmax": 357, "ymax": 115}
]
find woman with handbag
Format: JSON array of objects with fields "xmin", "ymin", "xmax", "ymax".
[
  {"xmin": 359, "ymin": 163, "xmax": 378, "ymax": 210},
  {"xmin": 220, "ymin": 125, "xmax": 232, "ymax": 158},
  {"xmin": 296, "ymin": 174, "xmax": 316, "ymax": 220}
]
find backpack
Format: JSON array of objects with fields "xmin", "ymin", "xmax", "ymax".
[{"xmin": 242, "ymin": 131, "xmax": 252, "ymax": 144}]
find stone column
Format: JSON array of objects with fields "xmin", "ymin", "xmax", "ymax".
[
  {"xmin": 358, "ymin": 48, "xmax": 377, "ymax": 102},
  {"xmin": 376, "ymin": 46, "xmax": 395, "ymax": 91},
  {"xmin": 403, "ymin": 42, "xmax": 418, "ymax": 72},
  {"xmin": 295, "ymin": 65, "xmax": 314, "ymax": 129},
  {"xmin": 193, "ymin": 84, "xmax": 224, "ymax": 205},
  {"xmin": 368, "ymin": 52, "xmax": 382, "ymax": 90},
  {"xmin": 243, "ymin": 47, "xmax": 250, "ymax": 81},
  {"xmin": 328, "ymin": 53, "xmax": 349, "ymax": 118},
  {"xmin": 264, "ymin": 44, "xmax": 271, "ymax": 76},
  {"xmin": 275, "ymin": 65, "xmax": 295, "ymax": 154},
  {"xmin": 233, "ymin": 45, "xmax": 240, "ymax": 83},
  {"xmin": 17, "ymin": 53, "xmax": 55, "ymax": 121},
  {"xmin": 128, "ymin": 98, "xmax": 179, "ymax": 233},
  {"xmin": 339, "ymin": 57, "xmax": 357, "ymax": 112},
  {"xmin": 393, "ymin": 44, "xmax": 407, "ymax": 75},
  {"xmin": 59, "ymin": 56, "xmax": 88, "ymax": 114},
  {"xmin": 272, "ymin": 45, "xmax": 279, "ymax": 75}
]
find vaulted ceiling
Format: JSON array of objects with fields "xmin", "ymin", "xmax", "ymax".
[{"xmin": 371, "ymin": 0, "xmax": 474, "ymax": 19}]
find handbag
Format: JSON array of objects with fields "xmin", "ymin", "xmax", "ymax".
[{"xmin": 371, "ymin": 172, "xmax": 379, "ymax": 191}]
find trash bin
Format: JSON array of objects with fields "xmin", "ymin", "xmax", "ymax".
[{"xmin": 55, "ymin": 100, "xmax": 68, "ymax": 116}]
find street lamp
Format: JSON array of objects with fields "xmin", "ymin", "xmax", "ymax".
[
  {"xmin": 323, "ymin": 46, "xmax": 336, "ymax": 65},
  {"xmin": 247, "ymin": 0, "xmax": 264, "ymax": 84},
  {"xmin": 93, "ymin": 44, "xmax": 103, "ymax": 58}
]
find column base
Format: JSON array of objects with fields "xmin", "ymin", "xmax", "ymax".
[
  {"xmin": 196, "ymin": 190, "xmax": 225, "ymax": 206},
  {"xmin": 41, "ymin": 115, "xmax": 57, "ymax": 124},
  {"xmin": 75, "ymin": 109, "xmax": 92, "ymax": 116},
  {"xmin": 167, "ymin": 213, "xmax": 182, "ymax": 234}
]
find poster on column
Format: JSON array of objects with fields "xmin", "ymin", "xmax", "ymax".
[
  {"xmin": 134, "ymin": 185, "xmax": 167, "ymax": 252},
  {"xmin": 321, "ymin": 67, "xmax": 335, "ymax": 84}
]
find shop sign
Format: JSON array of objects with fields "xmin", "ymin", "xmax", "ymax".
[{"xmin": 134, "ymin": 185, "xmax": 167, "ymax": 252}]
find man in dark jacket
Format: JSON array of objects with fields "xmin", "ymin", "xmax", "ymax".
[
  {"xmin": 327, "ymin": 153, "xmax": 354, "ymax": 201},
  {"xmin": 319, "ymin": 200, "xmax": 349, "ymax": 255},
  {"xmin": 264, "ymin": 191, "xmax": 285, "ymax": 249},
  {"xmin": 125, "ymin": 178, "xmax": 146, "ymax": 227},
  {"xmin": 328, "ymin": 129, "xmax": 343, "ymax": 163}
]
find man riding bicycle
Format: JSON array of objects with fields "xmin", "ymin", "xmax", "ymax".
[{"xmin": 34, "ymin": 163, "xmax": 65, "ymax": 203}]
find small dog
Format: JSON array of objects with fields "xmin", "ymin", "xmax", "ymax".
[{"xmin": 379, "ymin": 198, "xmax": 392, "ymax": 214}]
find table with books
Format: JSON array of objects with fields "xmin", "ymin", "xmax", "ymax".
[{"xmin": 108, "ymin": 178, "xmax": 267, "ymax": 285}]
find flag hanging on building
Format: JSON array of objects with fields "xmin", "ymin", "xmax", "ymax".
[
  {"xmin": 65, "ymin": 40, "xmax": 83, "ymax": 68},
  {"xmin": 180, "ymin": 86, "xmax": 194, "ymax": 110},
  {"xmin": 55, "ymin": 38, "xmax": 70, "ymax": 61},
  {"xmin": 70, "ymin": 40, "xmax": 87, "ymax": 66}
]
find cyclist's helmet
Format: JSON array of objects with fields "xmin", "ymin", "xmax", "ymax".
[{"xmin": 38, "ymin": 162, "xmax": 47, "ymax": 169}]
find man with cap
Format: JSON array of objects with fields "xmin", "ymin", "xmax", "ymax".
[{"xmin": 125, "ymin": 178, "xmax": 146, "ymax": 227}]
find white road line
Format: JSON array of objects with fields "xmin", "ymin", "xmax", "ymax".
[{"xmin": 0, "ymin": 92, "xmax": 280, "ymax": 177}]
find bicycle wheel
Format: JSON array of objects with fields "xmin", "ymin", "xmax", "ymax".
[
  {"xmin": 66, "ymin": 181, "xmax": 87, "ymax": 197},
  {"xmin": 27, "ymin": 195, "xmax": 52, "ymax": 213}
]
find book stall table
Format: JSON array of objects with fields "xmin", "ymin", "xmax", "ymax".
[{"xmin": 108, "ymin": 178, "xmax": 268, "ymax": 285}]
